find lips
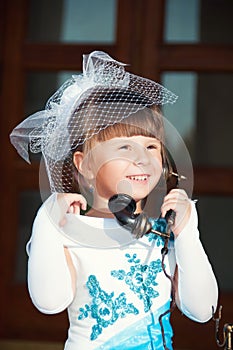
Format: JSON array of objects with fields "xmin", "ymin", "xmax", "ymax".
[{"xmin": 126, "ymin": 175, "xmax": 149, "ymax": 181}]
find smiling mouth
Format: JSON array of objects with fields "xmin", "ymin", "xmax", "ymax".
[{"xmin": 126, "ymin": 175, "xmax": 149, "ymax": 182}]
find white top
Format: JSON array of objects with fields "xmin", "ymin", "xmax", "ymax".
[{"xmin": 27, "ymin": 195, "xmax": 218, "ymax": 350}]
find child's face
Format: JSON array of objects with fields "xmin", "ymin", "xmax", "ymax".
[{"xmin": 85, "ymin": 135, "xmax": 163, "ymax": 203}]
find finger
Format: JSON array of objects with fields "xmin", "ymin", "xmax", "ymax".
[
  {"xmin": 72, "ymin": 203, "xmax": 80, "ymax": 215},
  {"xmin": 169, "ymin": 188, "xmax": 187, "ymax": 195},
  {"xmin": 167, "ymin": 188, "xmax": 188, "ymax": 196},
  {"xmin": 78, "ymin": 196, "xmax": 87, "ymax": 210},
  {"xmin": 63, "ymin": 194, "xmax": 87, "ymax": 213},
  {"xmin": 71, "ymin": 195, "xmax": 87, "ymax": 206},
  {"xmin": 161, "ymin": 202, "xmax": 177, "ymax": 218},
  {"xmin": 161, "ymin": 198, "xmax": 189, "ymax": 218},
  {"xmin": 163, "ymin": 195, "xmax": 187, "ymax": 208},
  {"xmin": 74, "ymin": 207, "xmax": 80, "ymax": 215},
  {"xmin": 71, "ymin": 198, "xmax": 87, "ymax": 215}
]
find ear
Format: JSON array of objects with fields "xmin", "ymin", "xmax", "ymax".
[{"xmin": 73, "ymin": 151, "xmax": 94, "ymax": 180}]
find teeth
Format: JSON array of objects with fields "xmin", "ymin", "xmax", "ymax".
[{"xmin": 128, "ymin": 175, "xmax": 148, "ymax": 181}]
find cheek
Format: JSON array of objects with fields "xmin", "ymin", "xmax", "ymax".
[
  {"xmin": 152, "ymin": 154, "xmax": 163, "ymax": 172},
  {"xmin": 94, "ymin": 160, "xmax": 132, "ymax": 196},
  {"xmin": 96, "ymin": 160, "xmax": 128, "ymax": 180},
  {"xmin": 90, "ymin": 151, "xmax": 117, "ymax": 175}
]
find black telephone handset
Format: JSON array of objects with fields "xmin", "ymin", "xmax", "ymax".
[
  {"xmin": 108, "ymin": 193, "xmax": 152, "ymax": 238},
  {"xmin": 108, "ymin": 172, "xmax": 179, "ymax": 239},
  {"xmin": 108, "ymin": 194, "xmax": 175, "ymax": 240}
]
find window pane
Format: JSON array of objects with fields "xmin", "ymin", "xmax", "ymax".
[
  {"xmin": 200, "ymin": 0, "xmax": 233, "ymax": 44},
  {"xmin": 161, "ymin": 72, "xmax": 233, "ymax": 167},
  {"xmin": 164, "ymin": 0, "xmax": 200, "ymax": 43},
  {"xmin": 162, "ymin": 72, "xmax": 197, "ymax": 161},
  {"xmin": 196, "ymin": 73, "xmax": 233, "ymax": 166},
  {"xmin": 25, "ymin": 71, "xmax": 79, "ymax": 115},
  {"xmin": 27, "ymin": 0, "xmax": 117, "ymax": 43},
  {"xmin": 164, "ymin": 0, "xmax": 233, "ymax": 44}
]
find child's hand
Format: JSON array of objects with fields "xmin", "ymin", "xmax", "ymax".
[
  {"xmin": 161, "ymin": 189, "xmax": 191, "ymax": 237},
  {"xmin": 56, "ymin": 193, "xmax": 87, "ymax": 226}
]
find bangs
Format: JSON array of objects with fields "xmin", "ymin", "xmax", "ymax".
[{"xmin": 83, "ymin": 107, "xmax": 164, "ymax": 153}]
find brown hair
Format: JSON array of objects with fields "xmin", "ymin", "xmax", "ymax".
[{"xmin": 81, "ymin": 105, "xmax": 165, "ymax": 155}]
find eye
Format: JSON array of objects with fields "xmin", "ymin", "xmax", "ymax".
[
  {"xmin": 147, "ymin": 144, "xmax": 159, "ymax": 150},
  {"xmin": 119, "ymin": 144, "xmax": 132, "ymax": 150}
]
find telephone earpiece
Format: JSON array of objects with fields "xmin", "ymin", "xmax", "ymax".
[{"xmin": 108, "ymin": 194, "xmax": 151, "ymax": 238}]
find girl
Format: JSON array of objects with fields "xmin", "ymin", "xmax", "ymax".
[{"xmin": 10, "ymin": 51, "xmax": 218, "ymax": 350}]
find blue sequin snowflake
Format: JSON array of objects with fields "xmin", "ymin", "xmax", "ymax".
[
  {"xmin": 147, "ymin": 217, "xmax": 174, "ymax": 246},
  {"xmin": 78, "ymin": 275, "xmax": 139, "ymax": 340},
  {"xmin": 111, "ymin": 253, "xmax": 163, "ymax": 312}
]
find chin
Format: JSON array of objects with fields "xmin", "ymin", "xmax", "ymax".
[{"xmin": 129, "ymin": 191, "xmax": 149, "ymax": 202}]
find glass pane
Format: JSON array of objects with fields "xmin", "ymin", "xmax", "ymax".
[
  {"xmin": 196, "ymin": 73, "xmax": 233, "ymax": 166},
  {"xmin": 197, "ymin": 196, "xmax": 233, "ymax": 292},
  {"xmin": 25, "ymin": 71, "xmax": 79, "ymax": 115},
  {"xmin": 162, "ymin": 72, "xmax": 197, "ymax": 161},
  {"xmin": 27, "ymin": 0, "xmax": 116, "ymax": 43},
  {"xmin": 164, "ymin": 0, "xmax": 233, "ymax": 44},
  {"xmin": 161, "ymin": 72, "xmax": 233, "ymax": 167},
  {"xmin": 200, "ymin": 0, "xmax": 233, "ymax": 44},
  {"xmin": 164, "ymin": 0, "xmax": 200, "ymax": 43},
  {"xmin": 15, "ymin": 191, "xmax": 42, "ymax": 283}
]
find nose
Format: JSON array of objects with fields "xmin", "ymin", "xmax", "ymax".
[{"xmin": 132, "ymin": 144, "xmax": 150, "ymax": 166}]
